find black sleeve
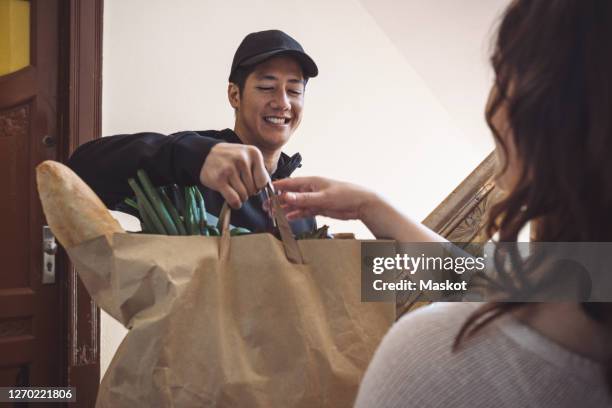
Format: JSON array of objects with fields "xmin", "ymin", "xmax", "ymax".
[{"xmin": 67, "ymin": 131, "xmax": 222, "ymax": 208}]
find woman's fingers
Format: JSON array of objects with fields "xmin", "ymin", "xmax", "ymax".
[
  {"xmin": 280, "ymin": 191, "xmax": 328, "ymax": 209},
  {"xmin": 271, "ymin": 177, "xmax": 371, "ymax": 221},
  {"xmin": 273, "ymin": 176, "xmax": 325, "ymax": 192},
  {"xmin": 272, "ymin": 177, "xmax": 304, "ymax": 192},
  {"xmin": 286, "ymin": 209, "xmax": 317, "ymax": 220}
]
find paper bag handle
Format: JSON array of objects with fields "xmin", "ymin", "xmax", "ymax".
[{"xmin": 217, "ymin": 190, "xmax": 305, "ymax": 264}]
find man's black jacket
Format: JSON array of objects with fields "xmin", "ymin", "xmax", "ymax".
[{"xmin": 67, "ymin": 128, "xmax": 316, "ymax": 235}]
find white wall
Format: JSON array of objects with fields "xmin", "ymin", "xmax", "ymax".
[
  {"xmin": 358, "ymin": 0, "xmax": 507, "ymax": 150},
  {"xmin": 101, "ymin": 0, "xmax": 509, "ymax": 378}
]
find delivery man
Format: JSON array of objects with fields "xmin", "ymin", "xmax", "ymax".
[{"xmin": 68, "ymin": 30, "xmax": 318, "ymax": 234}]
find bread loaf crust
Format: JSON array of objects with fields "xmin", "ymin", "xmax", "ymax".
[{"xmin": 36, "ymin": 160, "xmax": 125, "ymax": 248}]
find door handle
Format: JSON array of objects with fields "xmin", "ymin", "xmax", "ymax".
[{"xmin": 42, "ymin": 225, "xmax": 57, "ymax": 284}]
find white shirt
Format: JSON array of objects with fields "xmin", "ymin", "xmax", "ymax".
[{"xmin": 355, "ymin": 302, "xmax": 611, "ymax": 408}]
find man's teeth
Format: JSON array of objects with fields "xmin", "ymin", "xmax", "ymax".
[{"xmin": 264, "ymin": 116, "xmax": 289, "ymax": 124}]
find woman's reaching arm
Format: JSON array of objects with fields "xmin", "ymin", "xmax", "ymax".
[{"xmin": 273, "ymin": 176, "xmax": 446, "ymax": 242}]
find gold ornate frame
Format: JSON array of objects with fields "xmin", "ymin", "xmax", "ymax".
[
  {"xmin": 423, "ymin": 151, "xmax": 501, "ymax": 243},
  {"xmin": 396, "ymin": 151, "xmax": 502, "ymax": 316}
]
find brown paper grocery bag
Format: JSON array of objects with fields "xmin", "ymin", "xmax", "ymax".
[{"xmin": 67, "ymin": 203, "xmax": 395, "ymax": 407}]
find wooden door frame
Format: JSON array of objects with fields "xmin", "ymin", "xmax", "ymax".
[{"xmin": 58, "ymin": 0, "xmax": 104, "ymax": 405}]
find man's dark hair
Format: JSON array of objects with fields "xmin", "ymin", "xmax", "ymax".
[
  {"xmin": 229, "ymin": 65, "xmax": 258, "ymax": 95},
  {"xmin": 229, "ymin": 60, "xmax": 309, "ymax": 95}
]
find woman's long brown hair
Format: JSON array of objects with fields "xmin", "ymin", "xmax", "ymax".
[{"xmin": 453, "ymin": 0, "xmax": 612, "ymax": 391}]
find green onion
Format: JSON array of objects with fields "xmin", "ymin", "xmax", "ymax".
[
  {"xmin": 123, "ymin": 197, "xmax": 138, "ymax": 210},
  {"xmin": 184, "ymin": 187, "xmax": 199, "ymax": 235},
  {"xmin": 190, "ymin": 187, "xmax": 201, "ymax": 233},
  {"xmin": 193, "ymin": 187, "xmax": 208, "ymax": 226},
  {"xmin": 193, "ymin": 187, "xmax": 209, "ymax": 236},
  {"xmin": 207, "ymin": 226, "xmax": 220, "ymax": 236},
  {"xmin": 136, "ymin": 169, "xmax": 179, "ymax": 235},
  {"xmin": 158, "ymin": 187, "xmax": 187, "ymax": 235},
  {"xmin": 136, "ymin": 196, "xmax": 155, "ymax": 233},
  {"xmin": 230, "ymin": 227, "xmax": 251, "ymax": 236},
  {"xmin": 128, "ymin": 178, "xmax": 167, "ymax": 234}
]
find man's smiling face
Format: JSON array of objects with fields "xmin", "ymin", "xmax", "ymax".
[{"xmin": 230, "ymin": 56, "xmax": 305, "ymax": 152}]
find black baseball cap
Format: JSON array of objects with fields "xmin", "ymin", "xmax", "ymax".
[{"xmin": 229, "ymin": 30, "xmax": 318, "ymax": 82}]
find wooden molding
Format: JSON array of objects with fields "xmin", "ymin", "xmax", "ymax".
[
  {"xmin": 397, "ymin": 152, "xmax": 503, "ymax": 316},
  {"xmin": 59, "ymin": 0, "xmax": 104, "ymax": 404},
  {"xmin": 423, "ymin": 152, "xmax": 501, "ymax": 242}
]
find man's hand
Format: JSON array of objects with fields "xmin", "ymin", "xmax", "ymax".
[{"xmin": 199, "ymin": 143, "xmax": 270, "ymax": 209}]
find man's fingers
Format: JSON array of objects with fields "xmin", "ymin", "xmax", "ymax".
[
  {"xmin": 233, "ymin": 156, "xmax": 258, "ymax": 197},
  {"xmin": 202, "ymin": 144, "xmax": 271, "ymax": 199},
  {"xmin": 228, "ymin": 172, "xmax": 248, "ymax": 203},
  {"xmin": 218, "ymin": 185, "xmax": 242, "ymax": 209},
  {"xmin": 244, "ymin": 146, "xmax": 270, "ymax": 191},
  {"xmin": 239, "ymin": 168, "xmax": 258, "ymax": 197},
  {"xmin": 252, "ymin": 163, "xmax": 271, "ymax": 191}
]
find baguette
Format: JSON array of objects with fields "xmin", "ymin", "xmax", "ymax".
[{"xmin": 36, "ymin": 160, "xmax": 124, "ymax": 248}]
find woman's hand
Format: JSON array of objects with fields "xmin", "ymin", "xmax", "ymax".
[
  {"xmin": 272, "ymin": 177, "xmax": 378, "ymax": 221},
  {"xmin": 272, "ymin": 176, "xmax": 446, "ymax": 242}
]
